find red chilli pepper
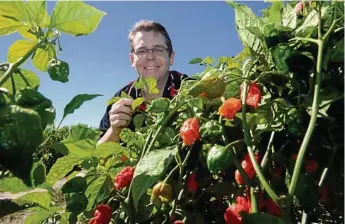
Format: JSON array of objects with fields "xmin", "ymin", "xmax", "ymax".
[
  {"xmin": 241, "ymin": 82, "xmax": 262, "ymax": 109},
  {"xmin": 88, "ymin": 204, "xmax": 112, "ymax": 224},
  {"xmin": 180, "ymin": 118, "xmax": 200, "ymax": 146},
  {"xmin": 186, "ymin": 173, "xmax": 198, "ymax": 193},
  {"xmin": 114, "ymin": 166, "xmax": 135, "ymax": 190},
  {"xmin": 218, "ymin": 98, "xmax": 242, "ymax": 119}
]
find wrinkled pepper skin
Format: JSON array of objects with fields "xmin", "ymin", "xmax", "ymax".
[
  {"xmin": 200, "ymin": 120, "xmax": 224, "ymax": 140},
  {"xmin": 207, "ymin": 145, "xmax": 233, "ymax": 173},
  {"xmin": 180, "ymin": 118, "xmax": 200, "ymax": 146},
  {"xmin": 151, "ymin": 181, "xmax": 173, "ymax": 204}
]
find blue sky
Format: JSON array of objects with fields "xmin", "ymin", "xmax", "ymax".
[{"xmin": 0, "ymin": 1, "xmax": 269, "ymax": 128}]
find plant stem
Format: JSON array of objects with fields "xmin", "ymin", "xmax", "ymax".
[
  {"xmin": 287, "ymin": 9, "xmax": 325, "ymax": 207},
  {"xmin": 261, "ymin": 131, "xmax": 275, "ymax": 169},
  {"xmin": 250, "ymin": 187, "xmax": 258, "ymax": 213},
  {"xmin": 164, "ymin": 164, "xmax": 179, "ymax": 182},
  {"xmin": 301, "ymin": 211, "xmax": 308, "ymax": 224}
]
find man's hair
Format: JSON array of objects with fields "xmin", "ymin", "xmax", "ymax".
[{"xmin": 128, "ymin": 20, "xmax": 173, "ymax": 56}]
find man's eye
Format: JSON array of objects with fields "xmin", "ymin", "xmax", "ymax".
[{"xmin": 137, "ymin": 49, "xmax": 147, "ymax": 54}]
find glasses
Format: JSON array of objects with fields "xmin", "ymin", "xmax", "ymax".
[{"xmin": 132, "ymin": 46, "xmax": 169, "ymax": 57}]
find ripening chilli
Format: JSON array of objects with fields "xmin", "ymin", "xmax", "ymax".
[{"xmin": 180, "ymin": 118, "xmax": 200, "ymax": 146}]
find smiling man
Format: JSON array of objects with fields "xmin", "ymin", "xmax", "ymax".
[{"xmin": 97, "ymin": 20, "xmax": 188, "ymax": 145}]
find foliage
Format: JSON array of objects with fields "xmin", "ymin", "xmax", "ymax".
[{"xmin": 0, "ymin": 1, "xmax": 344, "ymax": 224}]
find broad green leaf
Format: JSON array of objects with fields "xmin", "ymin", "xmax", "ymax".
[
  {"xmin": 189, "ymin": 57, "xmax": 203, "ymax": 64},
  {"xmin": 32, "ymin": 44, "xmax": 55, "ymax": 72},
  {"xmin": 227, "ymin": 1, "xmax": 264, "ymax": 54},
  {"xmin": 63, "ymin": 94, "xmax": 102, "ymax": 120},
  {"xmin": 329, "ymin": 39, "xmax": 344, "ymax": 63},
  {"xmin": 223, "ymin": 78, "xmax": 242, "ymax": 99},
  {"xmin": 58, "ymin": 212, "xmax": 78, "ymax": 224},
  {"xmin": 147, "ymin": 98, "xmax": 170, "ymax": 113},
  {"xmin": 65, "ymin": 192, "xmax": 88, "ymax": 213},
  {"xmin": 296, "ymin": 6, "xmax": 329, "ymax": 36},
  {"xmin": 62, "ymin": 176, "xmax": 87, "ymax": 193},
  {"xmin": 50, "ymin": 0, "xmax": 106, "ymax": 36},
  {"xmin": 30, "ymin": 162, "xmax": 46, "ymax": 187},
  {"xmin": 282, "ymin": 3, "xmax": 297, "ymax": 28},
  {"xmin": 0, "ymin": 16, "xmax": 24, "ymax": 36},
  {"xmin": 132, "ymin": 97, "xmax": 145, "ymax": 110},
  {"xmin": 242, "ymin": 213, "xmax": 284, "ymax": 224},
  {"xmin": 131, "ymin": 148, "xmax": 176, "ymax": 209},
  {"xmin": 268, "ymin": 1, "xmax": 283, "ymax": 26},
  {"xmin": 150, "ymin": 88, "xmax": 159, "ymax": 95},
  {"xmin": 271, "ymin": 44, "xmax": 293, "ymax": 73},
  {"xmin": 85, "ymin": 174, "xmax": 113, "ymax": 212},
  {"xmin": 0, "ymin": 176, "xmax": 32, "ymax": 193},
  {"xmin": 46, "ymin": 154, "xmax": 84, "ymax": 185},
  {"xmin": 234, "ymin": 46, "xmax": 252, "ymax": 65},
  {"xmin": 93, "ymin": 141, "xmax": 129, "ymax": 159},
  {"xmin": 145, "ymin": 76, "xmax": 159, "ymax": 94},
  {"xmin": 0, "ymin": 69, "xmax": 40, "ymax": 96},
  {"xmin": 187, "ymin": 98, "xmax": 203, "ymax": 110},
  {"xmin": 52, "ymin": 124, "xmax": 99, "ymax": 156},
  {"xmin": 133, "ymin": 113, "xmax": 146, "ymax": 129},
  {"xmin": 21, "ymin": 1, "xmax": 49, "ymax": 27},
  {"xmin": 24, "ymin": 207, "xmax": 62, "ymax": 224},
  {"xmin": 17, "ymin": 26, "xmax": 38, "ymax": 40},
  {"xmin": 106, "ymin": 96, "xmax": 120, "ymax": 107},
  {"xmin": 218, "ymin": 56, "xmax": 240, "ymax": 69},
  {"xmin": 13, "ymin": 191, "xmax": 51, "ymax": 209},
  {"xmin": 8, "ymin": 39, "xmax": 36, "ymax": 63},
  {"xmin": 0, "ymin": 1, "xmax": 23, "ymax": 20}
]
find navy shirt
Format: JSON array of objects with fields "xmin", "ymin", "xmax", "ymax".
[{"xmin": 98, "ymin": 70, "xmax": 189, "ymax": 137}]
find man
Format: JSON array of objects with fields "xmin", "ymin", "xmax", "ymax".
[{"xmin": 97, "ymin": 20, "xmax": 188, "ymax": 146}]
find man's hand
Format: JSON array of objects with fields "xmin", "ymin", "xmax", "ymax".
[{"xmin": 109, "ymin": 98, "xmax": 134, "ymax": 129}]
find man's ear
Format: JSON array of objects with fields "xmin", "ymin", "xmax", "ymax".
[
  {"xmin": 129, "ymin": 53, "xmax": 135, "ymax": 67},
  {"xmin": 170, "ymin": 51, "xmax": 175, "ymax": 65}
]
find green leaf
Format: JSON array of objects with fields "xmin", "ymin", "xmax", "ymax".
[
  {"xmin": 21, "ymin": 0, "xmax": 49, "ymax": 27},
  {"xmin": 0, "ymin": 2, "xmax": 23, "ymax": 21},
  {"xmin": 46, "ymin": 154, "xmax": 84, "ymax": 185},
  {"xmin": 0, "ymin": 176, "xmax": 32, "ymax": 193},
  {"xmin": 242, "ymin": 213, "xmax": 284, "ymax": 224},
  {"xmin": 63, "ymin": 94, "xmax": 102, "ymax": 120},
  {"xmin": 119, "ymin": 128, "xmax": 145, "ymax": 150},
  {"xmin": 133, "ymin": 76, "xmax": 145, "ymax": 89},
  {"xmin": 282, "ymin": 3, "xmax": 297, "ymax": 29},
  {"xmin": 234, "ymin": 46, "xmax": 252, "ymax": 65},
  {"xmin": 17, "ymin": 26, "xmax": 38, "ymax": 40},
  {"xmin": 145, "ymin": 76, "xmax": 157, "ymax": 93},
  {"xmin": 120, "ymin": 91, "xmax": 132, "ymax": 99},
  {"xmin": 24, "ymin": 207, "xmax": 61, "ymax": 224},
  {"xmin": 50, "ymin": 0, "xmax": 106, "ymax": 36},
  {"xmin": 13, "ymin": 191, "xmax": 52, "ymax": 209},
  {"xmin": 65, "ymin": 192, "xmax": 88, "ymax": 213},
  {"xmin": 7, "ymin": 39, "xmax": 36, "ymax": 63},
  {"xmin": 62, "ymin": 176, "xmax": 87, "ymax": 193},
  {"xmin": 268, "ymin": 1, "xmax": 283, "ymax": 26},
  {"xmin": 132, "ymin": 97, "xmax": 145, "ymax": 110},
  {"xmin": 106, "ymin": 96, "xmax": 120, "ymax": 107},
  {"xmin": 147, "ymin": 98, "xmax": 170, "ymax": 113},
  {"xmin": 93, "ymin": 141, "xmax": 129, "ymax": 159},
  {"xmin": 0, "ymin": 16, "xmax": 24, "ymax": 36},
  {"xmin": 187, "ymin": 97, "xmax": 203, "ymax": 110},
  {"xmin": 189, "ymin": 57, "xmax": 203, "ymax": 64},
  {"xmin": 30, "ymin": 162, "xmax": 46, "ymax": 187},
  {"xmin": 226, "ymin": 1, "xmax": 264, "ymax": 53},
  {"xmin": 0, "ymin": 69, "xmax": 40, "ymax": 96},
  {"xmin": 32, "ymin": 44, "xmax": 55, "ymax": 72},
  {"xmin": 52, "ymin": 124, "xmax": 99, "ymax": 156},
  {"xmin": 85, "ymin": 174, "xmax": 113, "ymax": 212},
  {"xmin": 296, "ymin": 6, "xmax": 329, "ymax": 36},
  {"xmin": 329, "ymin": 39, "xmax": 344, "ymax": 63},
  {"xmin": 271, "ymin": 44, "xmax": 293, "ymax": 73},
  {"xmin": 202, "ymin": 56, "xmax": 213, "ymax": 65},
  {"xmin": 133, "ymin": 113, "xmax": 146, "ymax": 130},
  {"xmin": 131, "ymin": 148, "xmax": 176, "ymax": 209}
]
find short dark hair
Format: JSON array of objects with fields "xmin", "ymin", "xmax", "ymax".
[{"xmin": 128, "ymin": 20, "xmax": 173, "ymax": 56}]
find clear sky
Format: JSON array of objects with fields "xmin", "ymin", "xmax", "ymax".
[{"xmin": 0, "ymin": 1, "xmax": 269, "ymax": 128}]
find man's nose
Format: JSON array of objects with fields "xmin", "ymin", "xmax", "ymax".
[{"xmin": 146, "ymin": 49, "xmax": 155, "ymax": 59}]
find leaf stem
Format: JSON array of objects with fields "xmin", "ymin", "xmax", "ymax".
[
  {"xmin": 261, "ymin": 131, "xmax": 275, "ymax": 169},
  {"xmin": 250, "ymin": 187, "xmax": 258, "ymax": 213}
]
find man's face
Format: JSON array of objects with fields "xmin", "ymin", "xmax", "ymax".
[{"xmin": 130, "ymin": 31, "xmax": 175, "ymax": 80}]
